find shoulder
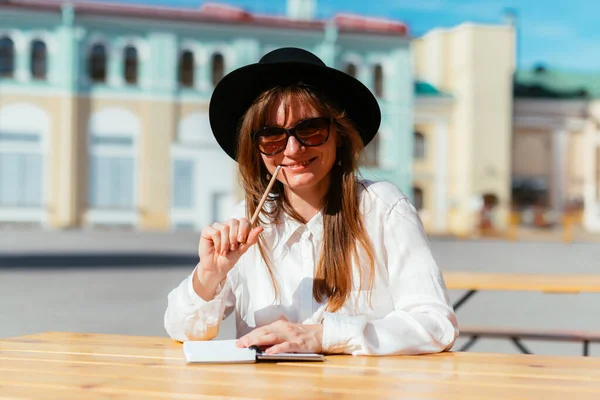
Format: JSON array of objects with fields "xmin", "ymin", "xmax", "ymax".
[{"xmin": 358, "ymin": 179, "xmax": 415, "ymax": 217}]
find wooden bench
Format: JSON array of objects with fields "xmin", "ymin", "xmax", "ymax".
[{"xmin": 458, "ymin": 326, "xmax": 600, "ymax": 356}]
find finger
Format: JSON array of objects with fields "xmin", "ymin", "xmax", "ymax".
[
  {"xmin": 246, "ymin": 333, "xmax": 282, "ymax": 348},
  {"xmin": 213, "ymin": 222, "xmax": 230, "ymax": 255},
  {"xmin": 265, "ymin": 341, "xmax": 294, "ymax": 355},
  {"xmin": 237, "ymin": 218, "xmax": 251, "ymax": 243},
  {"xmin": 238, "ymin": 226, "xmax": 264, "ymax": 254},
  {"xmin": 200, "ymin": 226, "xmax": 220, "ymax": 255},
  {"xmin": 236, "ymin": 326, "xmax": 270, "ymax": 348},
  {"xmin": 228, "ymin": 219, "xmax": 240, "ymax": 251}
]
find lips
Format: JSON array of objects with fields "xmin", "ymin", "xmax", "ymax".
[{"xmin": 281, "ymin": 157, "xmax": 317, "ymax": 170}]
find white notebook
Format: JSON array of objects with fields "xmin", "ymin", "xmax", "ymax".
[{"xmin": 183, "ymin": 339, "xmax": 325, "ymax": 364}]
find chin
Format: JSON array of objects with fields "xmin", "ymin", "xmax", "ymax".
[{"xmin": 282, "ymin": 173, "xmax": 328, "ymax": 191}]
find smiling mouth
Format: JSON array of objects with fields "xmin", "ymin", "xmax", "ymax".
[{"xmin": 281, "ymin": 157, "xmax": 318, "ymax": 169}]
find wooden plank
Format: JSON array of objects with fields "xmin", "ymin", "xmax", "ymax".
[
  {"xmin": 3, "ymin": 365, "xmax": 600, "ymax": 400},
  {"xmin": 2, "ymin": 349, "xmax": 600, "ymax": 382},
  {"xmin": 0, "ymin": 382, "xmax": 238, "ymax": 399},
  {"xmin": 3, "ymin": 356, "xmax": 600, "ymax": 387},
  {"xmin": 0, "ymin": 339, "xmax": 184, "ymax": 360},
  {"xmin": 2, "ymin": 345, "xmax": 598, "ymax": 380},
  {"xmin": 443, "ymin": 272, "xmax": 600, "ymax": 293},
  {"xmin": 3, "ymin": 331, "xmax": 182, "ymax": 348}
]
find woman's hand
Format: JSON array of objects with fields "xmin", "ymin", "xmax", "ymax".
[
  {"xmin": 236, "ymin": 320, "xmax": 323, "ymax": 354},
  {"xmin": 193, "ymin": 218, "xmax": 263, "ymax": 300}
]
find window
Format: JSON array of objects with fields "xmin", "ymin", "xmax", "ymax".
[
  {"xmin": 0, "ymin": 132, "xmax": 43, "ymax": 207},
  {"xmin": 414, "ymin": 131, "xmax": 426, "ymax": 159},
  {"xmin": 211, "ymin": 52, "xmax": 224, "ymax": 87},
  {"xmin": 413, "ymin": 186, "xmax": 424, "ymax": 211},
  {"xmin": 123, "ymin": 45, "xmax": 138, "ymax": 85},
  {"xmin": 373, "ymin": 64, "xmax": 383, "ymax": 97},
  {"xmin": 87, "ymin": 109, "xmax": 139, "ymax": 212},
  {"xmin": 0, "ymin": 104, "xmax": 49, "ymax": 213},
  {"xmin": 88, "ymin": 43, "xmax": 107, "ymax": 83},
  {"xmin": 361, "ymin": 133, "xmax": 379, "ymax": 167},
  {"xmin": 89, "ymin": 135, "xmax": 135, "ymax": 209},
  {"xmin": 30, "ymin": 40, "xmax": 47, "ymax": 80},
  {"xmin": 0, "ymin": 37, "xmax": 15, "ymax": 78},
  {"xmin": 172, "ymin": 159, "xmax": 194, "ymax": 209},
  {"xmin": 345, "ymin": 62, "xmax": 357, "ymax": 78},
  {"xmin": 178, "ymin": 50, "xmax": 194, "ymax": 87}
]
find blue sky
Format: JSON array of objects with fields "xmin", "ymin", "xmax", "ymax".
[{"xmin": 99, "ymin": 0, "xmax": 600, "ymax": 71}]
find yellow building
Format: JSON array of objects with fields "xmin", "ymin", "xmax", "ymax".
[{"xmin": 412, "ymin": 23, "xmax": 516, "ymax": 236}]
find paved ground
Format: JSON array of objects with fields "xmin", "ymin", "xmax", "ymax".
[{"xmin": 1, "ymin": 229, "xmax": 599, "ymax": 357}]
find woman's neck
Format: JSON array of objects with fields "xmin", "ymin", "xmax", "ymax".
[{"xmin": 284, "ymin": 177, "xmax": 330, "ymax": 223}]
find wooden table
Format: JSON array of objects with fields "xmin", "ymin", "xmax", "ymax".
[
  {"xmin": 442, "ymin": 271, "xmax": 600, "ymax": 310},
  {"xmin": 2, "ymin": 332, "xmax": 600, "ymax": 399}
]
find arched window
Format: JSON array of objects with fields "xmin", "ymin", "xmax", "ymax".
[
  {"xmin": 0, "ymin": 103, "xmax": 50, "ymax": 213},
  {"xmin": 211, "ymin": 52, "xmax": 224, "ymax": 87},
  {"xmin": 413, "ymin": 186, "xmax": 424, "ymax": 211},
  {"xmin": 0, "ymin": 37, "xmax": 15, "ymax": 78},
  {"xmin": 414, "ymin": 131, "xmax": 426, "ymax": 159},
  {"xmin": 373, "ymin": 63, "xmax": 383, "ymax": 97},
  {"xmin": 30, "ymin": 40, "xmax": 47, "ymax": 80},
  {"xmin": 178, "ymin": 50, "xmax": 194, "ymax": 87},
  {"xmin": 361, "ymin": 133, "xmax": 379, "ymax": 167},
  {"xmin": 123, "ymin": 45, "xmax": 138, "ymax": 85},
  {"xmin": 345, "ymin": 62, "xmax": 357, "ymax": 78},
  {"xmin": 88, "ymin": 43, "xmax": 107, "ymax": 83}
]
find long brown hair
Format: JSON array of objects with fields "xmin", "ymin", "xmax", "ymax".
[{"xmin": 237, "ymin": 84, "xmax": 376, "ymax": 312}]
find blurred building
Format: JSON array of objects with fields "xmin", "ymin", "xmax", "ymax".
[
  {"xmin": 0, "ymin": 0, "xmax": 412, "ymax": 231},
  {"xmin": 412, "ymin": 24, "xmax": 516, "ymax": 236},
  {"xmin": 513, "ymin": 67, "xmax": 600, "ymax": 232}
]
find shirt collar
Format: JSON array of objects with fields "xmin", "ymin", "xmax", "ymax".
[{"xmin": 277, "ymin": 209, "xmax": 324, "ymax": 247}]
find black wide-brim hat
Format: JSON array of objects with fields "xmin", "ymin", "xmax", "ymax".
[{"xmin": 209, "ymin": 47, "xmax": 381, "ymax": 161}]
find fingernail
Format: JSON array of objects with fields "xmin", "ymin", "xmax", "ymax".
[
  {"xmin": 230, "ymin": 244, "xmax": 236, "ymax": 251},
  {"xmin": 238, "ymin": 236, "xmax": 244, "ymax": 242}
]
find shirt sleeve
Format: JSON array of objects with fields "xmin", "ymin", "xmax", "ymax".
[
  {"xmin": 321, "ymin": 198, "xmax": 459, "ymax": 355},
  {"xmin": 164, "ymin": 263, "xmax": 236, "ymax": 342}
]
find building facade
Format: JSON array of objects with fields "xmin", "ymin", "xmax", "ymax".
[
  {"xmin": 512, "ymin": 68, "xmax": 600, "ymax": 232},
  {"xmin": 412, "ymin": 23, "xmax": 516, "ymax": 236},
  {"xmin": 0, "ymin": 0, "xmax": 413, "ymax": 231}
]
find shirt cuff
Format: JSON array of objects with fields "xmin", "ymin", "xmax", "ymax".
[{"xmin": 321, "ymin": 312, "xmax": 368, "ymax": 354}]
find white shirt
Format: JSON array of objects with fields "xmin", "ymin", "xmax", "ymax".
[{"xmin": 164, "ymin": 180, "xmax": 458, "ymax": 355}]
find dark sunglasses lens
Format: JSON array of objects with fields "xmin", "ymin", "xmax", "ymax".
[
  {"xmin": 256, "ymin": 128, "xmax": 288, "ymax": 155},
  {"xmin": 295, "ymin": 118, "xmax": 330, "ymax": 146}
]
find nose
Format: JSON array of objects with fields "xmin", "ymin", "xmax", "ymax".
[{"xmin": 283, "ymin": 135, "xmax": 305, "ymax": 156}]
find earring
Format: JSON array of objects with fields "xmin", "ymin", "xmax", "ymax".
[
  {"xmin": 336, "ymin": 159, "xmax": 342, "ymax": 166},
  {"xmin": 266, "ymin": 173, "xmax": 271, "ymax": 180}
]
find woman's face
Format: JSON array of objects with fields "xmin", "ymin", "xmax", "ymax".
[{"xmin": 260, "ymin": 97, "xmax": 338, "ymax": 196}]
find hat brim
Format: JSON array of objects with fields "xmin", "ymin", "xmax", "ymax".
[{"xmin": 209, "ymin": 62, "xmax": 381, "ymax": 161}]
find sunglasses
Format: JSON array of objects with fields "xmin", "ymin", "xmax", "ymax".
[{"xmin": 252, "ymin": 117, "xmax": 332, "ymax": 156}]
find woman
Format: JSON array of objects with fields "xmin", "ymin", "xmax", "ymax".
[{"xmin": 164, "ymin": 47, "xmax": 458, "ymax": 356}]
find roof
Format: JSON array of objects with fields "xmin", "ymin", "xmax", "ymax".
[
  {"xmin": 414, "ymin": 80, "xmax": 451, "ymax": 97},
  {"xmin": 514, "ymin": 67, "xmax": 600, "ymax": 99},
  {"xmin": 0, "ymin": 0, "xmax": 408, "ymax": 37}
]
